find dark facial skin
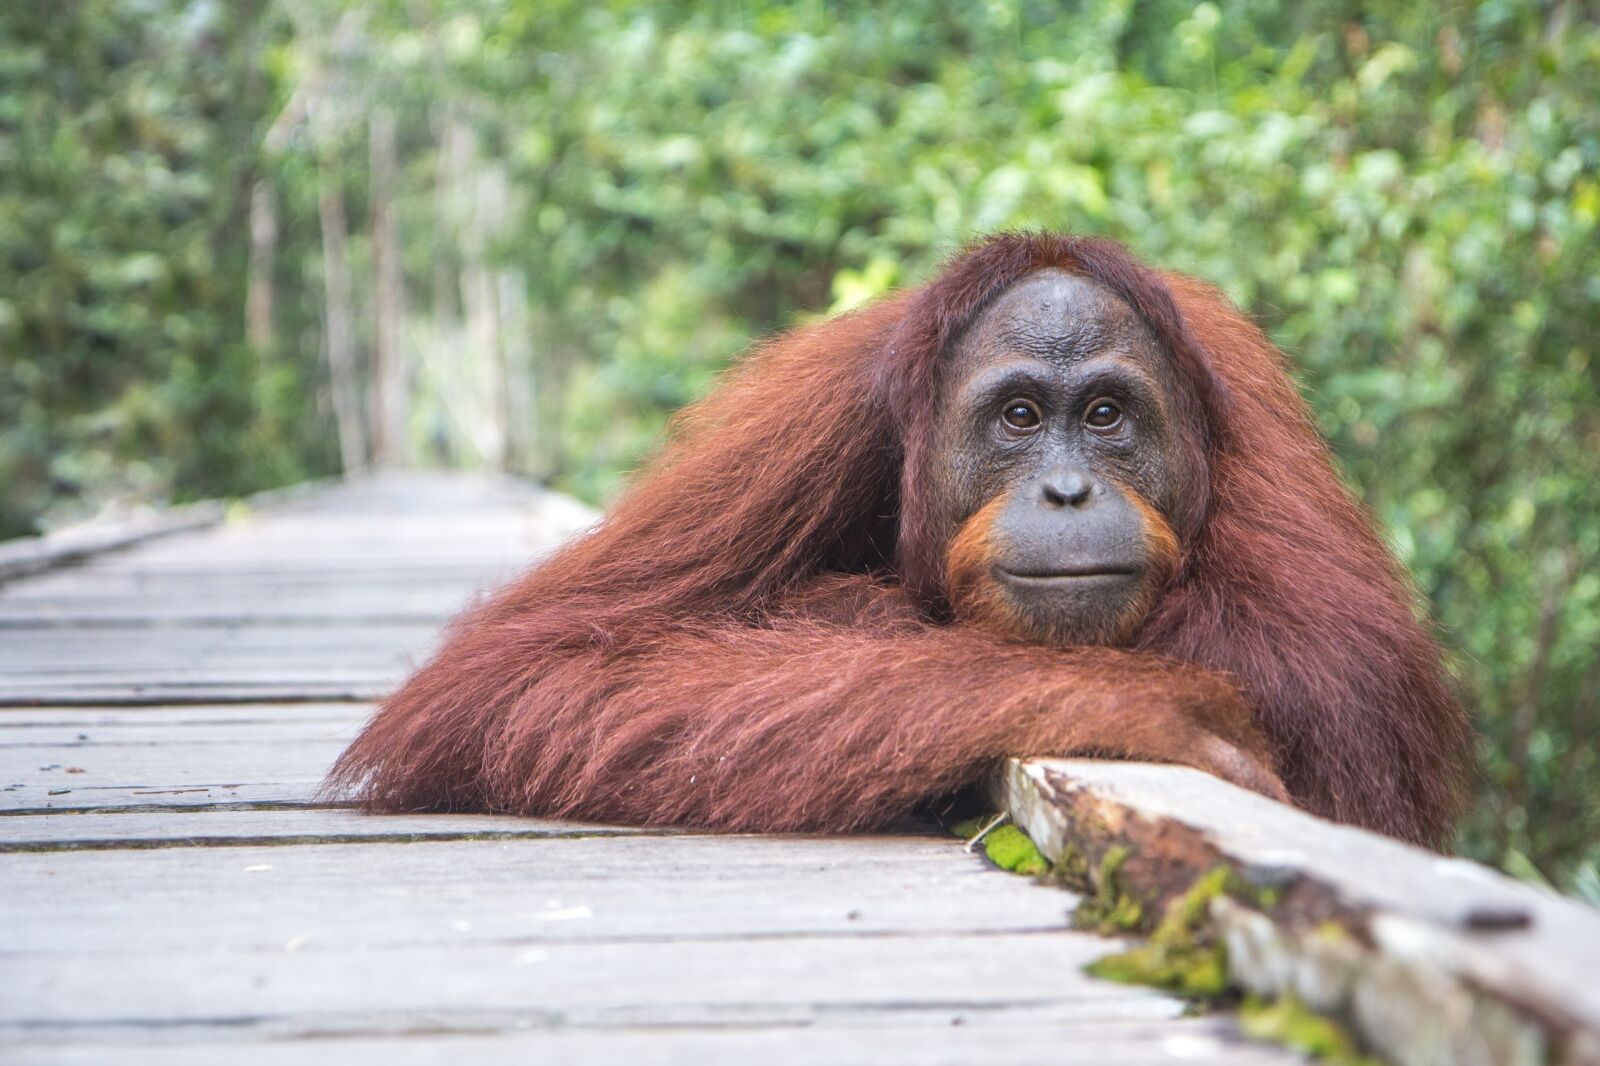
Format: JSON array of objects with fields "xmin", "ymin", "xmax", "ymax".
[{"xmin": 927, "ymin": 269, "xmax": 1205, "ymax": 645}]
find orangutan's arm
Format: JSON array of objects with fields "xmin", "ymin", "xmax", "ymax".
[{"xmin": 331, "ymin": 583, "xmax": 1285, "ymax": 830}]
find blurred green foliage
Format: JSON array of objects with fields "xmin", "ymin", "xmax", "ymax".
[
  {"xmin": 1, "ymin": 0, "xmax": 1596, "ymax": 894},
  {"xmin": 0, "ymin": 2, "xmax": 336, "ymax": 532}
]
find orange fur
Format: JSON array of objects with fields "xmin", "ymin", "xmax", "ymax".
[
  {"xmin": 943, "ymin": 496, "xmax": 1024, "ymax": 638},
  {"xmin": 1119, "ymin": 491, "xmax": 1179, "ymax": 642}
]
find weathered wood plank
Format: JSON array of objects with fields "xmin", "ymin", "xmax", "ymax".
[
  {"xmin": 1, "ymin": 783, "xmax": 326, "ymax": 811},
  {"xmin": 0, "ymin": 702, "xmax": 353, "ymax": 808},
  {"xmin": 7, "ymin": 1021, "xmax": 1300, "ymax": 1066},
  {"xmin": 14, "ymin": 559, "xmax": 522, "ymax": 578},
  {"xmin": 1002, "ymin": 758, "xmax": 1600, "ymax": 1066},
  {"xmin": 0, "ymin": 668, "xmax": 400, "ymax": 688},
  {"xmin": 0, "ymin": 808, "xmax": 650, "ymax": 849},
  {"xmin": 0, "ymin": 585, "xmax": 501, "ymax": 615},
  {"xmin": 0, "ymin": 501, "xmax": 225, "ymax": 583},
  {"xmin": 0, "ymin": 628, "xmax": 440, "ymax": 670},
  {"xmin": 0, "ymin": 707, "xmax": 367, "ymax": 743},
  {"xmin": 0, "ymin": 625, "xmax": 444, "ymax": 654},
  {"xmin": 0, "ymin": 471, "xmax": 572, "ymax": 587},
  {"xmin": 0, "ymin": 702, "xmax": 370, "ymax": 726},
  {"xmin": 0, "ymin": 639, "xmax": 421, "ymax": 660},
  {"xmin": 0, "ymin": 592, "xmax": 484, "ymax": 624},
  {"xmin": 1, "ymin": 738, "xmax": 343, "ymax": 809},
  {"xmin": 0, "ymin": 656, "xmax": 412, "ymax": 672},
  {"xmin": 0, "ymin": 777, "xmax": 328, "ymax": 809},
  {"xmin": 52, "ymin": 556, "xmax": 540, "ymax": 574},
  {"xmin": 103, "ymin": 530, "xmax": 561, "ymax": 564},
  {"xmin": 0, "ymin": 683, "xmax": 387, "ymax": 707},
  {"xmin": 0, "ymin": 831, "xmax": 1246, "ymax": 1053},
  {"xmin": 0, "ymin": 835, "xmax": 1066, "ymax": 951},
  {"xmin": 0, "ymin": 930, "xmax": 1157, "ymax": 1029}
]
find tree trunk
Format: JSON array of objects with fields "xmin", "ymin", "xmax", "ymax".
[
  {"xmin": 318, "ymin": 171, "xmax": 367, "ymax": 475},
  {"xmin": 368, "ymin": 107, "xmax": 408, "ymax": 467},
  {"xmin": 246, "ymin": 179, "xmax": 277, "ymax": 354},
  {"xmin": 498, "ymin": 268, "xmax": 533, "ymax": 473},
  {"xmin": 459, "ymin": 258, "xmax": 506, "ymax": 469},
  {"xmin": 445, "ymin": 117, "xmax": 509, "ymax": 470}
]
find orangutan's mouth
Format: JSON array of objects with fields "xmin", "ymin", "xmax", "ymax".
[{"xmin": 993, "ymin": 566, "xmax": 1138, "ymax": 585}]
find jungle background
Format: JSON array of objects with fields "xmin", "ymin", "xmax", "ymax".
[{"xmin": 2, "ymin": 0, "xmax": 1597, "ymax": 896}]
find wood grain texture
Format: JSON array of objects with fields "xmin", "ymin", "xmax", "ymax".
[{"xmin": 7, "ymin": 1020, "xmax": 1302, "ymax": 1066}]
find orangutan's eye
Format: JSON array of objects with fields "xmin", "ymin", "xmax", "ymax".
[
  {"xmin": 1000, "ymin": 399, "xmax": 1042, "ymax": 432},
  {"xmin": 1084, "ymin": 399, "xmax": 1123, "ymax": 432}
]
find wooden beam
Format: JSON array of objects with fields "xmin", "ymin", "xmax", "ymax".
[
  {"xmin": 1000, "ymin": 757, "xmax": 1600, "ymax": 1066},
  {"xmin": 0, "ymin": 502, "xmax": 224, "ymax": 584}
]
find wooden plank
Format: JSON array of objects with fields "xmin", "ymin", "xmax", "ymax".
[
  {"xmin": 0, "ymin": 667, "xmax": 401, "ymax": 687},
  {"xmin": 0, "ymin": 705, "xmax": 369, "ymax": 739},
  {"xmin": 59, "ymin": 556, "xmax": 541, "ymax": 574},
  {"xmin": 1, "ymin": 929, "xmax": 1161, "ymax": 1031},
  {"xmin": 0, "ymin": 622, "xmax": 441, "ymax": 641},
  {"xmin": 0, "ymin": 683, "xmax": 387, "ymax": 707},
  {"xmin": 0, "ymin": 625, "xmax": 440, "ymax": 661},
  {"xmin": 104, "ymin": 529, "xmax": 561, "ymax": 563},
  {"xmin": 0, "ymin": 634, "xmax": 426, "ymax": 657},
  {"xmin": 19, "ymin": 559, "xmax": 527, "ymax": 577},
  {"xmin": 0, "ymin": 590, "xmax": 485, "ymax": 624},
  {"xmin": 0, "ymin": 808, "xmax": 652, "ymax": 849},
  {"xmin": 0, "ymin": 486, "xmax": 583, "ymax": 593},
  {"xmin": 0, "ymin": 656, "xmax": 413, "ymax": 675},
  {"xmin": 0, "ymin": 501, "xmax": 224, "ymax": 583},
  {"xmin": 1002, "ymin": 758, "xmax": 1600, "ymax": 1066},
  {"xmin": 7, "ymin": 1021, "xmax": 1300, "ymax": 1066},
  {"xmin": 0, "ymin": 642, "xmax": 432, "ymax": 683},
  {"xmin": 0, "ymin": 831, "xmax": 1295, "ymax": 1058},
  {"xmin": 3, "ymin": 707, "xmax": 359, "ymax": 744},
  {"xmin": 1, "ymin": 738, "xmax": 344, "ymax": 809},
  {"xmin": 0, "ymin": 702, "xmax": 371, "ymax": 726},
  {"xmin": 0, "ymin": 540, "xmax": 542, "ymax": 572},
  {"xmin": 0, "ymin": 697, "xmax": 355, "ymax": 806},
  {"xmin": 0, "ymin": 704, "xmax": 358, "ymax": 808},
  {"xmin": 0, "ymin": 612, "xmax": 463, "ymax": 631},
  {"xmin": 0, "ymin": 472, "xmax": 565, "ymax": 586},
  {"xmin": 0, "ymin": 835, "xmax": 1069, "ymax": 951},
  {"xmin": 1, "ymin": 782, "xmax": 325, "ymax": 811},
  {"xmin": 0, "ymin": 574, "xmax": 514, "ymax": 602}
]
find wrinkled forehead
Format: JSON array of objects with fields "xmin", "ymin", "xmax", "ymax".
[{"xmin": 944, "ymin": 267, "xmax": 1166, "ymax": 377}]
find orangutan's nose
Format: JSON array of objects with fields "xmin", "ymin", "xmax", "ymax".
[{"xmin": 1038, "ymin": 467, "xmax": 1097, "ymax": 509}]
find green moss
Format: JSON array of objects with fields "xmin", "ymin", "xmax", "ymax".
[
  {"xmin": 1240, "ymin": 995, "xmax": 1381, "ymax": 1065},
  {"xmin": 981, "ymin": 824, "xmax": 1050, "ymax": 876},
  {"xmin": 951, "ymin": 814, "xmax": 1049, "ymax": 877},
  {"xmin": 1087, "ymin": 937, "xmax": 1230, "ymax": 997},
  {"xmin": 1084, "ymin": 866, "xmax": 1238, "ymax": 996},
  {"xmin": 1050, "ymin": 841, "xmax": 1091, "ymax": 892},
  {"xmin": 1162, "ymin": 867, "xmax": 1235, "ymax": 931},
  {"xmin": 960, "ymin": 823, "xmax": 1368, "ymax": 1063},
  {"xmin": 1072, "ymin": 845, "xmax": 1148, "ymax": 933},
  {"xmin": 1081, "ymin": 868, "xmax": 1377, "ymax": 1062}
]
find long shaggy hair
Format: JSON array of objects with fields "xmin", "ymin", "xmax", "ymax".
[{"xmin": 328, "ymin": 233, "xmax": 1471, "ymax": 847}]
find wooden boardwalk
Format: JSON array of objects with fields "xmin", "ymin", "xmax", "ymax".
[{"xmin": 0, "ymin": 473, "xmax": 1302, "ymax": 1064}]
